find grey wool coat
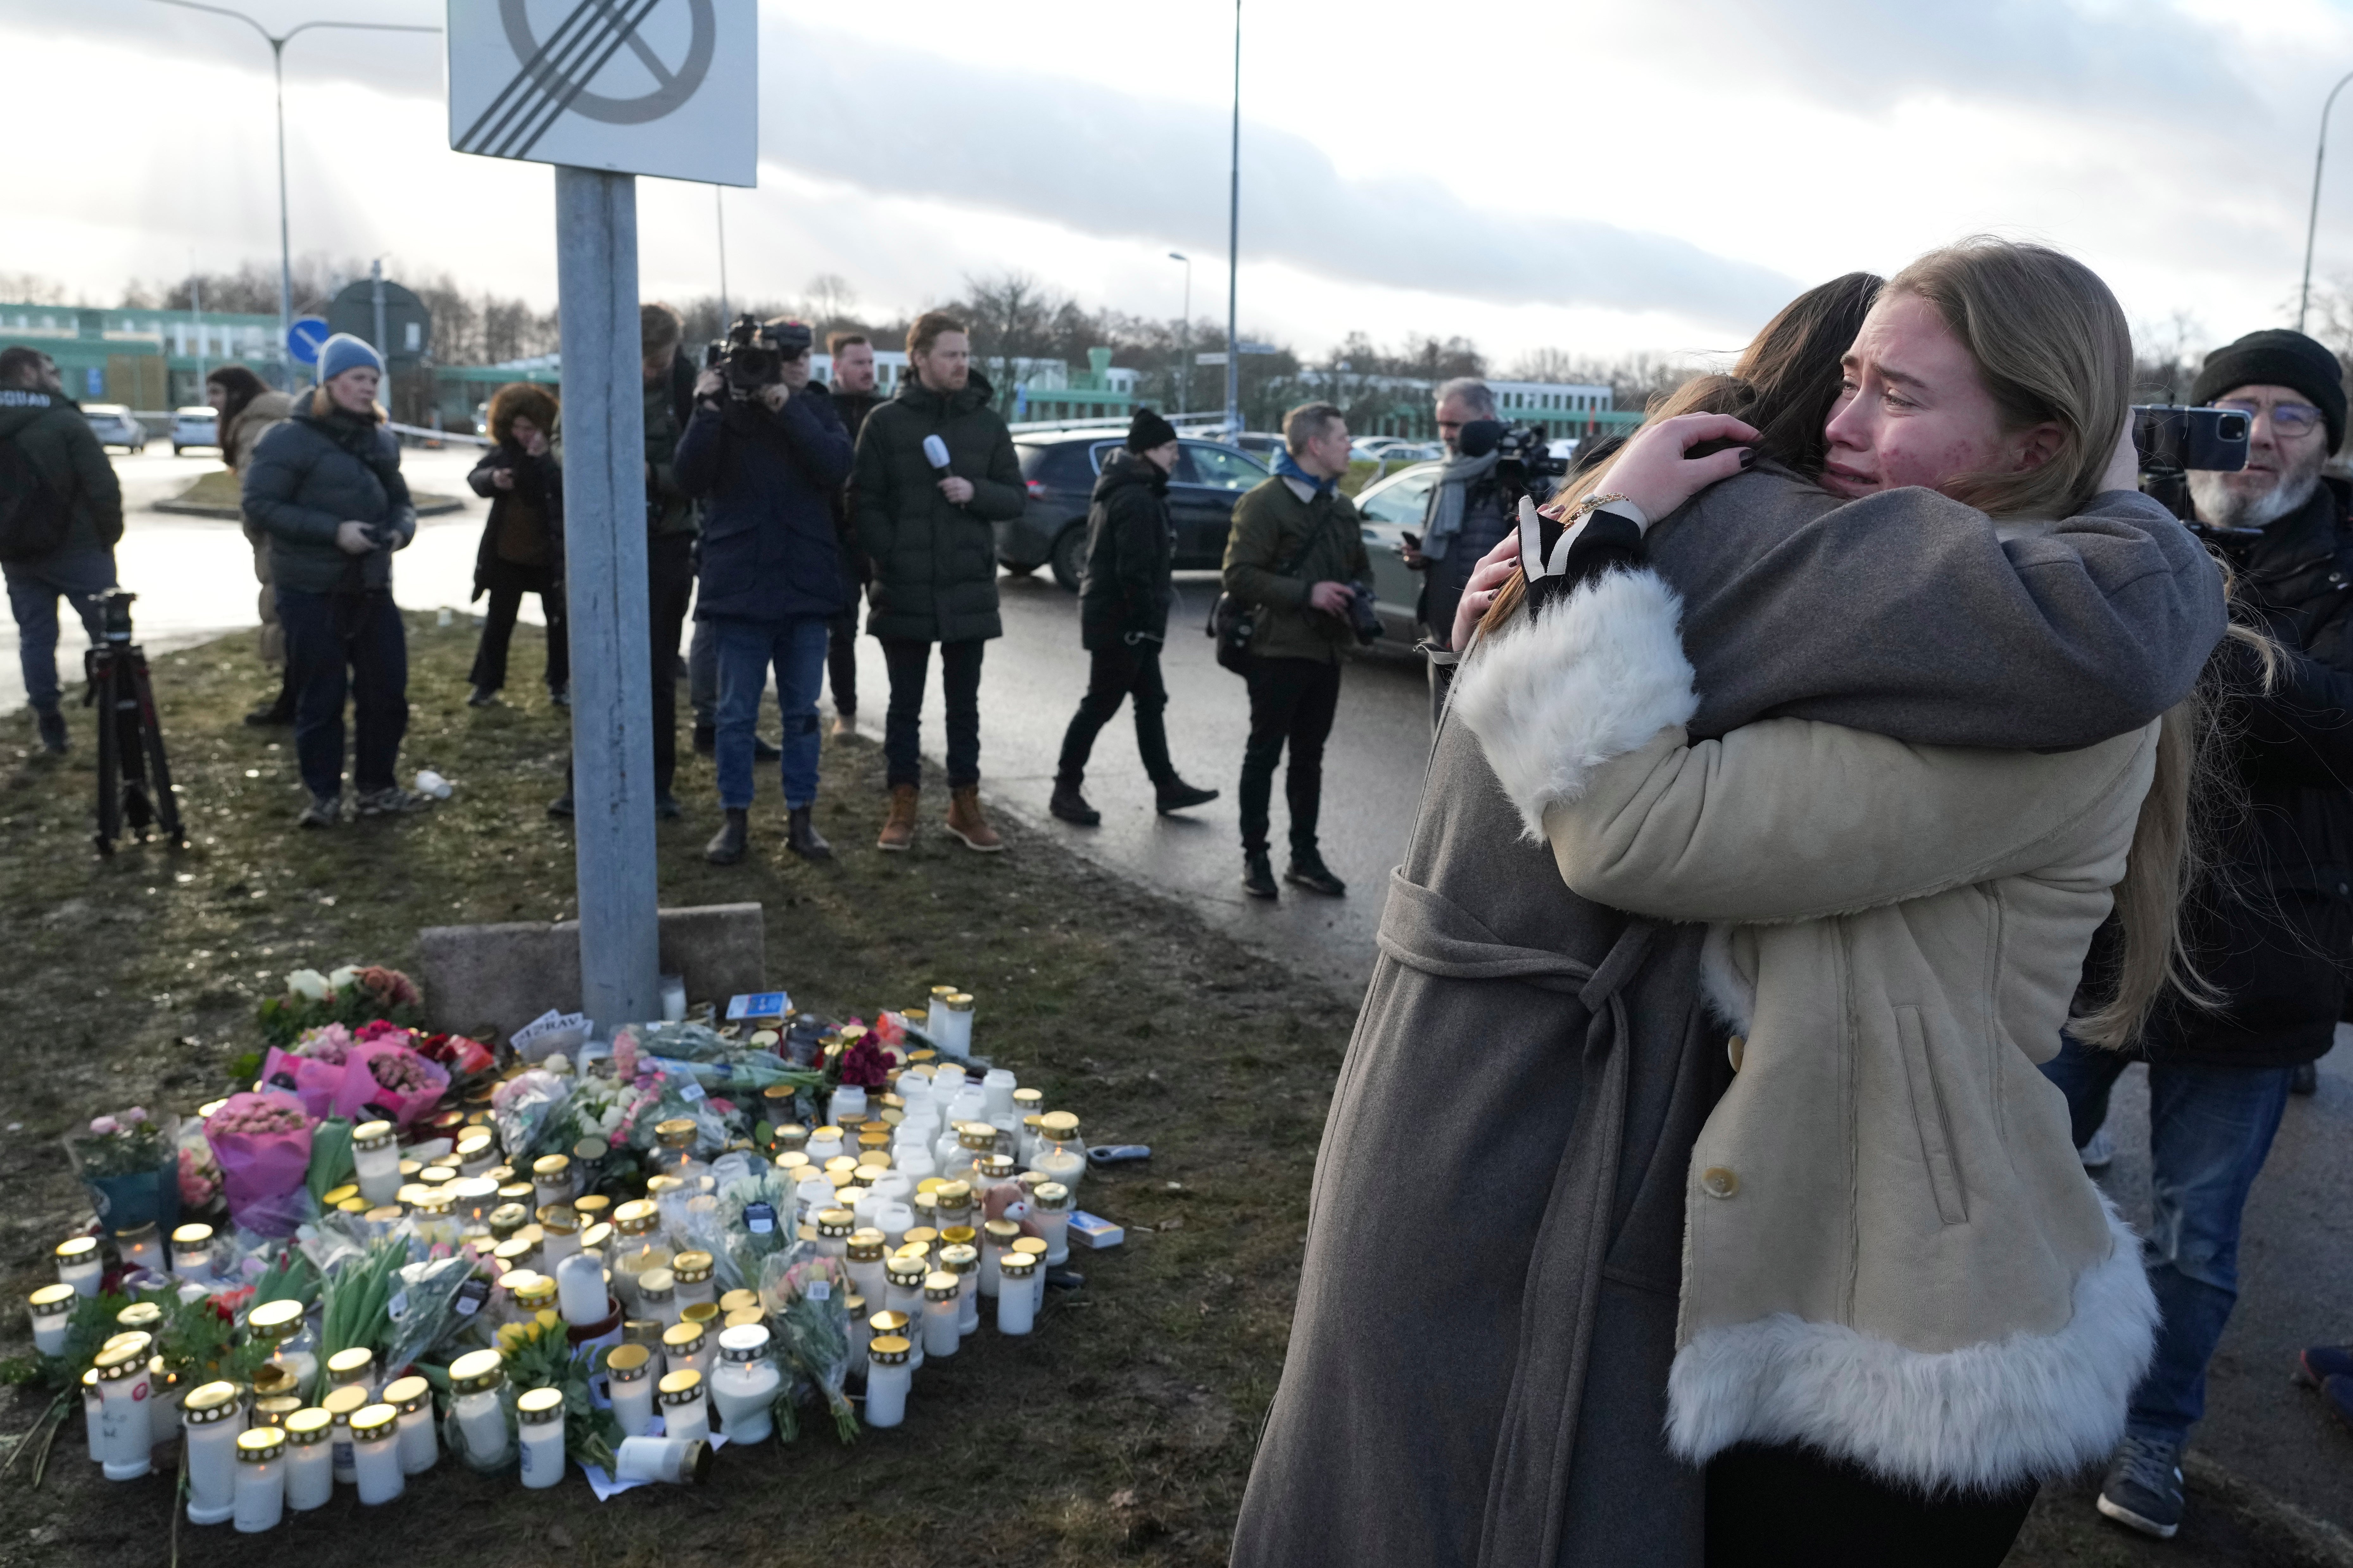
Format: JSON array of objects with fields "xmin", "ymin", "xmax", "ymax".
[{"xmin": 1229, "ymin": 469, "xmax": 2225, "ymax": 1568}]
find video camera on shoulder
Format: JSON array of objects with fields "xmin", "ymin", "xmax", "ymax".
[
  {"xmin": 1457, "ymin": 420, "xmax": 1569, "ymax": 505},
  {"xmin": 2132, "ymin": 404, "xmax": 2255, "ymax": 543},
  {"xmin": 703, "ymin": 314, "xmax": 813, "ymax": 399}
]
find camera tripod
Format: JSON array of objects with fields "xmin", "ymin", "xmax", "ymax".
[{"xmin": 81, "ymin": 592, "xmax": 184, "ymax": 856}]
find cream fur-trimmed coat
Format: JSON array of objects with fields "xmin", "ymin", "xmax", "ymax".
[{"xmin": 1453, "ymin": 565, "xmax": 2161, "ymax": 1496}]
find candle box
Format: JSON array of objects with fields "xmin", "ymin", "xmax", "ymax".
[{"xmin": 1067, "ymin": 1212, "xmax": 1124, "ymax": 1250}]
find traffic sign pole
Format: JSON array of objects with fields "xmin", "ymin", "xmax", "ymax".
[{"xmin": 554, "ymin": 165, "xmax": 660, "ymax": 1031}]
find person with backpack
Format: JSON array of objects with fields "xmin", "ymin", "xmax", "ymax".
[
  {"xmin": 1049, "ymin": 406, "xmax": 1219, "ymax": 826},
  {"xmin": 241, "ymin": 334, "xmax": 423, "ymax": 827},
  {"xmin": 0, "ymin": 345, "xmax": 124, "ymax": 753}
]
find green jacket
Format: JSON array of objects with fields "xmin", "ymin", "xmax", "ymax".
[
  {"xmin": 852, "ymin": 369, "xmax": 1025, "ymax": 643},
  {"xmin": 0, "ymin": 387, "xmax": 123, "ymax": 559},
  {"xmin": 1221, "ymin": 475, "xmax": 1372, "ymax": 664}
]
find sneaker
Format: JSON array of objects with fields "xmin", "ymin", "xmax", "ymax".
[
  {"xmin": 654, "ymin": 792, "xmax": 683, "ymax": 820},
  {"xmin": 1155, "ymin": 778, "xmax": 1219, "ymax": 815},
  {"xmin": 548, "ymin": 685, "xmax": 570, "ymax": 709},
  {"xmin": 2080, "ymin": 1127, "xmax": 2115, "ymax": 1171},
  {"xmin": 547, "ymin": 794, "xmax": 575, "ymax": 819},
  {"xmin": 2097, "ymin": 1432, "xmax": 2186, "ymax": 1539},
  {"xmin": 1284, "ymin": 852, "xmax": 1348, "ymax": 897},
  {"xmin": 2295, "ymin": 1344, "xmax": 2353, "ymax": 1387},
  {"xmin": 1050, "ymin": 781, "xmax": 1100, "ymax": 826},
  {"xmin": 296, "ymin": 793, "xmax": 341, "ymax": 829},
  {"xmin": 1242, "ymin": 851, "xmax": 1278, "ymax": 900},
  {"xmin": 34, "ymin": 706, "xmax": 67, "ymax": 754},
  {"xmin": 2325, "ymin": 1374, "xmax": 2353, "ymax": 1437},
  {"xmin": 354, "ymin": 787, "xmax": 429, "ymax": 818},
  {"xmin": 467, "ymin": 685, "xmax": 498, "ymax": 708}
]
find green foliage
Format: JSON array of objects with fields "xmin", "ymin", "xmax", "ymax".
[
  {"xmin": 306, "ymin": 1117, "xmax": 355, "ymax": 1202},
  {"xmin": 319, "ymin": 1238, "xmax": 408, "ymax": 1360}
]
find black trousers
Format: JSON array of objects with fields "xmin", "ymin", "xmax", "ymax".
[
  {"xmin": 1705, "ymin": 1443, "xmax": 2037, "ymax": 1568},
  {"xmin": 647, "ymin": 533, "xmax": 695, "ymax": 798},
  {"xmin": 279, "ymin": 586, "xmax": 406, "ymax": 800},
  {"xmin": 1056, "ymin": 639, "xmax": 1173, "ymax": 786},
  {"xmin": 469, "ymin": 583, "xmax": 567, "ymax": 694},
  {"xmin": 827, "ymin": 606, "xmax": 859, "ymax": 715},
  {"xmin": 881, "ymin": 636, "xmax": 984, "ymax": 790},
  {"xmin": 1238, "ymin": 655, "xmax": 1340, "ymax": 857}
]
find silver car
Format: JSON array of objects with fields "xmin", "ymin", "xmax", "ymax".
[
  {"xmin": 83, "ymin": 404, "xmax": 148, "ymax": 454},
  {"xmin": 1352, "ymin": 461, "xmax": 1443, "ymax": 648},
  {"xmin": 170, "ymin": 406, "xmax": 220, "ymax": 455}
]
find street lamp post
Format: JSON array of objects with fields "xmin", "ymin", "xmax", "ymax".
[
  {"xmin": 1224, "ymin": 0, "xmax": 1242, "ymax": 436},
  {"xmin": 2300, "ymin": 66, "xmax": 2353, "ymax": 333},
  {"xmin": 147, "ymin": 0, "xmax": 439, "ymax": 387},
  {"xmin": 1168, "ymin": 251, "xmax": 1191, "ymax": 415}
]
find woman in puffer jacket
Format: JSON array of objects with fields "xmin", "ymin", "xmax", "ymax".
[{"xmin": 1452, "ymin": 244, "xmax": 2233, "ymax": 1565}]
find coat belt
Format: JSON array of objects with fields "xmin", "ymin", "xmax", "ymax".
[{"xmin": 1377, "ymin": 867, "xmax": 1658, "ymax": 1568}]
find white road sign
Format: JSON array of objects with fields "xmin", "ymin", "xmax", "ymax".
[{"xmin": 446, "ymin": 0, "xmax": 756, "ymax": 186}]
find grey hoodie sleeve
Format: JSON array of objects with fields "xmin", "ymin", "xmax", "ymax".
[{"xmin": 1646, "ymin": 471, "xmax": 2226, "ymax": 750}]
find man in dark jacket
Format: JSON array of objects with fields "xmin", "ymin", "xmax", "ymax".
[
  {"xmin": 2044, "ymin": 328, "xmax": 2353, "ymax": 1541},
  {"xmin": 823, "ymin": 330, "xmax": 882, "ymax": 739},
  {"xmin": 1048, "ymin": 407, "xmax": 1219, "ymax": 827},
  {"xmin": 0, "ymin": 345, "xmax": 124, "ymax": 753},
  {"xmin": 1220, "ymin": 400, "xmax": 1371, "ymax": 900},
  {"xmin": 242, "ymin": 334, "xmax": 421, "ymax": 825},
  {"xmin": 640, "ymin": 303, "xmax": 700, "ymax": 818},
  {"xmin": 1400, "ymin": 377, "xmax": 1514, "ymax": 724},
  {"xmin": 677, "ymin": 318, "xmax": 854, "ymax": 864},
  {"xmin": 852, "ymin": 310, "xmax": 1025, "ymax": 853}
]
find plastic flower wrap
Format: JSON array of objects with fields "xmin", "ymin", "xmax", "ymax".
[
  {"xmin": 415, "ymin": 1030, "xmax": 497, "ymax": 1079},
  {"xmin": 205, "ymin": 1090, "xmax": 315, "ymax": 1238},
  {"xmin": 757, "ymin": 1243, "xmax": 858, "ymax": 1443},
  {"xmin": 712, "ymin": 1166, "xmax": 796, "ymax": 1291},
  {"xmin": 491, "ymin": 1069, "xmax": 576, "ymax": 1163},
  {"xmin": 178, "ymin": 1141, "xmax": 222, "ymax": 1212},
  {"xmin": 333, "ymin": 1038, "xmax": 450, "ymax": 1128},
  {"xmin": 259, "ymin": 1045, "xmax": 347, "ymax": 1120},
  {"xmin": 296, "ymin": 1023, "xmax": 353, "ymax": 1063}
]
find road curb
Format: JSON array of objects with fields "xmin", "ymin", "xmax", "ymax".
[{"xmin": 2186, "ymin": 1451, "xmax": 2353, "ymax": 1566}]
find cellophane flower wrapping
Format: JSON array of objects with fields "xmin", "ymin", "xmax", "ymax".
[
  {"xmin": 333, "ymin": 1035, "xmax": 450, "ymax": 1127},
  {"xmin": 176, "ymin": 1118, "xmax": 223, "ymax": 1214},
  {"xmin": 260, "ymin": 1044, "xmax": 346, "ymax": 1121},
  {"xmin": 712, "ymin": 1165, "xmax": 796, "ymax": 1292},
  {"xmin": 205, "ymin": 1091, "xmax": 315, "ymax": 1238},
  {"xmin": 490, "ymin": 1069, "xmax": 574, "ymax": 1163},
  {"xmin": 758, "ymin": 1243, "xmax": 858, "ymax": 1443},
  {"xmin": 379, "ymin": 1254, "xmax": 479, "ymax": 1376},
  {"xmin": 416, "ymin": 1030, "xmax": 496, "ymax": 1080}
]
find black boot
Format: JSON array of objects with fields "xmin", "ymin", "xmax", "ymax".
[
  {"xmin": 753, "ymin": 733, "xmax": 782, "ymax": 762},
  {"xmin": 1050, "ymin": 778, "xmax": 1100, "ymax": 826},
  {"xmin": 705, "ymin": 807, "xmax": 749, "ymax": 865},
  {"xmin": 1155, "ymin": 777, "xmax": 1219, "ymax": 814},
  {"xmin": 1285, "ymin": 849, "xmax": 1348, "ymax": 897},
  {"xmin": 786, "ymin": 804, "xmax": 833, "ymax": 861},
  {"xmin": 692, "ymin": 721, "xmax": 715, "ymax": 755},
  {"xmin": 34, "ymin": 706, "xmax": 67, "ymax": 754},
  {"xmin": 244, "ymin": 676, "xmax": 295, "ymax": 726},
  {"xmin": 1241, "ymin": 850, "xmax": 1278, "ymax": 900}
]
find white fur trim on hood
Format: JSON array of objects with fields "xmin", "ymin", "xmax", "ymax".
[
  {"xmin": 1450, "ymin": 568, "xmax": 1699, "ymax": 840},
  {"xmin": 1663, "ymin": 1195, "xmax": 2158, "ymax": 1494}
]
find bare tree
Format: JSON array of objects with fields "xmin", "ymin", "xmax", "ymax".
[
  {"xmin": 805, "ymin": 273, "xmax": 858, "ymax": 336},
  {"xmin": 0, "ymin": 272, "xmax": 76, "ymax": 305}
]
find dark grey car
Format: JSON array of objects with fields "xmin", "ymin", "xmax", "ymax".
[{"xmin": 1002, "ymin": 434, "xmax": 1269, "ymax": 589}]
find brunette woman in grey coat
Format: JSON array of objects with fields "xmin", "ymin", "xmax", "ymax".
[{"xmin": 1231, "ymin": 257, "xmax": 2227, "ymax": 1568}]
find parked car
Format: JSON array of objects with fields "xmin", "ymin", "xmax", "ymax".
[
  {"xmin": 1352, "ymin": 461, "xmax": 1444, "ymax": 646},
  {"xmin": 1004, "ymin": 434, "xmax": 1271, "ymax": 589},
  {"xmin": 170, "ymin": 407, "xmax": 220, "ymax": 455},
  {"xmin": 82, "ymin": 404, "xmax": 148, "ymax": 454}
]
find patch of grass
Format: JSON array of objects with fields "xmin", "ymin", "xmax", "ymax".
[{"xmin": 0, "ymin": 615, "xmax": 1354, "ymax": 1566}]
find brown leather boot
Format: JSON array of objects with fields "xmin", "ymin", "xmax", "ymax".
[
  {"xmin": 877, "ymin": 784, "xmax": 919, "ymax": 852},
  {"xmin": 945, "ymin": 785, "xmax": 1004, "ymax": 852}
]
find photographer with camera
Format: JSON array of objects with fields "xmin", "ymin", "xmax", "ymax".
[
  {"xmin": 1399, "ymin": 378, "xmax": 1526, "ymax": 724},
  {"xmin": 2038, "ymin": 328, "xmax": 2353, "ymax": 1540},
  {"xmin": 463, "ymin": 383, "xmax": 566, "ymax": 711},
  {"xmin": 242, "ymin": 334, "xmax": 421, "ymax": 827},
  {"xmin": 0, "ymin": 345, "xmax": 123, "ymax": 754},
  {"xmin": 1220, "ymin": 401, "xmax": 1372, "ymax": 900},
  {"xmin": 676, "ymin": 316, "xmax": 854, "ymax": 865},
  {"xmin": 821, "ymin": 331, "xmax": 882, "ymax": 739}
]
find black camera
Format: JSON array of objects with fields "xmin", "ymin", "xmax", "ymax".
[
  {"xmin": 703, "ymin": 314, "xmax": 813, "ymax": 398},
  {"xmin": 2132, "ymin": 404, "xmax": 2253, "ymax": 540},
  {"xmin": 90, "ymin": 587, "xmax": 137, "ymax": 644},
  {"xmin": 1458, "ymin": 420, "xmax": 1569, "ymax": 513},
  {"xmin": 1344, "ymin": 585, "xmax": 1383, "ymax": 645}
]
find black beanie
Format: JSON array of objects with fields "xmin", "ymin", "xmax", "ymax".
[
  {"xmin": 1127, "ymin": 405, "xmax": 1178, "ymax": 453},
  {"xmin": 2192, "ymin": 329, "xmax": 2346, "ymax": 453}
]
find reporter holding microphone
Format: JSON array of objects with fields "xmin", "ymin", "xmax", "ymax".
[{"xmin": 851, "ymin": 311, "xmax": 1026, "ymax": 852}]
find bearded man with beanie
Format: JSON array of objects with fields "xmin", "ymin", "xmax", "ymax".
[
  {"xmin": 2043, "ymin": 326, "xmax": 2353, "ymax": 1540},
  {"xmin": 1048, "ymin": 406, "xmax": 1220, "ymax": 826}
]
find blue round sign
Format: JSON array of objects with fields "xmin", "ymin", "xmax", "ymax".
[{"xmin": 286, "ymin": 316, "xmax": 330, "ymax": 365}]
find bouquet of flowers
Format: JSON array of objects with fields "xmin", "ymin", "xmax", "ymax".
[
  {"xmin": 757, "ymin": 1244, "xmax": 859, "ymax": 1444},
  {"xmin": 205, "ymin": 1091, "xmax": 315, "ymax": 1237},
  {"xmin": 66, "ymin": 1107, "xmax": 181, "ymax": 1233},
  {"xmin": 490, "ymin": 1069, "xmax": 576, "ymax": 1163},
  {"xmin": 334, "ymin": 1026, "xmax": 450, "ymax": 1127},
  {"xmin": 257, "ymin": 964, "xmax": 425, "ymax": 1048},
  {"xmin": 415, "ymin": 1030, "xmax": 496, "ymax": 1081}
]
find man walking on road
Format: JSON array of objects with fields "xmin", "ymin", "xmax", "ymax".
[
  {"xmin": 1221, "ymin": 401, "xmax": 1369, "ymax": 900},
  {"xmin": 823, "ymin": 331, "xmax": 882, "ymax": 740},
  {"xmin": 2045, "ymin": 328, "xmax": 2353, "ymax": 1542},
  {"xmin": 853, "ymin": 310, "xmax": 1025, "ymax": 854},
  {"xmin": 0, "ymin": 345, "xmax": 123, "ymax": 754},
  {"xmin": 1049, "ymin": 405, "xmax": 1220, "ymax": 827}
]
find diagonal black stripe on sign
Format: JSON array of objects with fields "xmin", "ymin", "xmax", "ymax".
[
  {"xmin": 468, "ymin": 0, "xmax": 628, "ymax": 157},
  {"xmin": 502, "ymin": 0, "xmax": 667, "ymax": 160},
  {"xmin": 456, "ymin": 0, "xmax": 604, "ymax": 154}
]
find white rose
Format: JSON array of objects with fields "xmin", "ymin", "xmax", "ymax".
[
  {"xmin": 327, "ymin": 965, "xmax": 362, "ymax": 991},
  {"xmin": 286, "ymin": 969, "xmax": 331, "ymax": 1001}
]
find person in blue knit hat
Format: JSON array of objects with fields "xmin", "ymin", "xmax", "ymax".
[{"xmin": 240, "ymin": 333, "xmax": 426, "ymax": 825}]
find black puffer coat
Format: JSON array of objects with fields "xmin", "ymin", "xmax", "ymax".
[
  {"xmin": 1077, "ymin": 448, "xmax": 1173, "ymax": 651},
  {"xmin": 851, "ymin": 370, "xmax": 1023, "ymax": 643},
  {"xmin": 0, "ymin": 387, "xmax": 123, "ymax": 559},
  {"xmin": 241, "ymin": 391, "xmax": 415, "ymax": 593}
]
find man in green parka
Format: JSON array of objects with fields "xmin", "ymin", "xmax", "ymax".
[{"xmin": 851, "ymin": 310, "xmax": 1025, "ymax": 853}]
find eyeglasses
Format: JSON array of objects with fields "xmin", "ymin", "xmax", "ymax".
[{"xmin": 2214, "ymin": 399, "xmax": 2324, "ymax": 437}]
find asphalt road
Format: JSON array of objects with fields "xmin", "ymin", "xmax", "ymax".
[{"xmin": 18, "ymin": 446, "xmax": 2353, "ymax": 1539}]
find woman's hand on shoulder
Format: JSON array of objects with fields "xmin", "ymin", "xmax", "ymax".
[{"xmin": 1597, "ymin": 413, "xmax": 1758, "ymax": 521}]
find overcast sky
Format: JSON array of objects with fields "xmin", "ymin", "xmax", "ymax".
[{"xmin": 9, "ymin": 0, "xmax": 2353, "ymax": 368}]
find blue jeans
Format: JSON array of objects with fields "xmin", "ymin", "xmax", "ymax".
[
  {"xmin": 712, "ymin": 616, "xmax": 828, "ymax": 809},
  {"xmin": 2041, "ymin": 1035, "xmax": 2295, "ymax": 1444},
  {"xmin": 4, "ymin": 547, "xmax": 116, "ymax": 712},
  {"xmin": 276, "ymin": 586, "xmax": 408, "ymax": 799}
]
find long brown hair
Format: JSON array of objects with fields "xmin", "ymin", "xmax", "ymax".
[{"xmin": 204, "ymin": 364, "xmax": 268, "ymax": 468}]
